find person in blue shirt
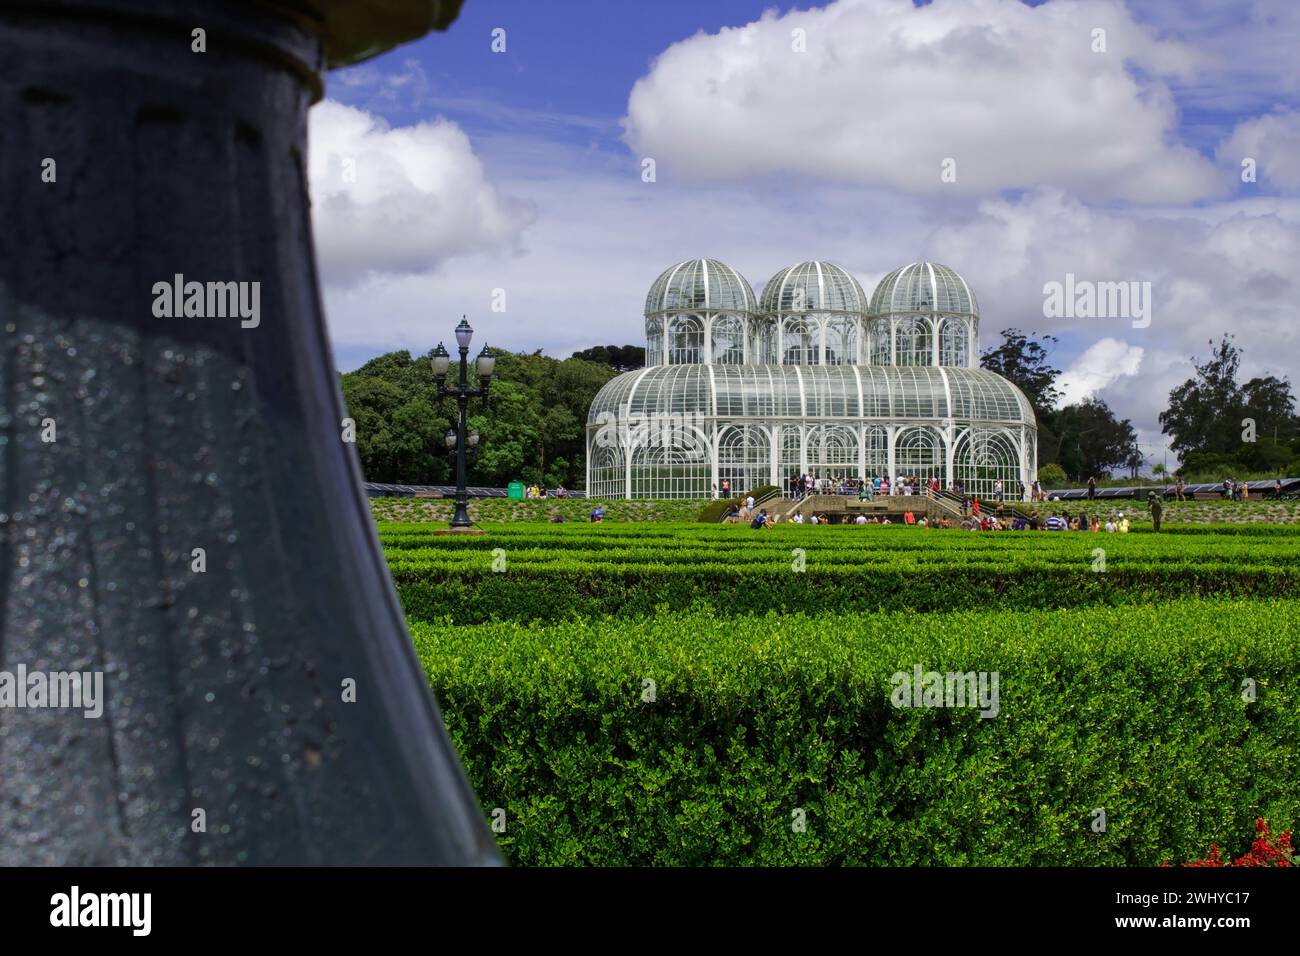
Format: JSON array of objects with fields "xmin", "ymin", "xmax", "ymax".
[{"xmin": 750, "ymin": 509, "xmax": 769, "ymax": 529}]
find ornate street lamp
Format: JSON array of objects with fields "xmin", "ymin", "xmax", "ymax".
[{"xmin": 432, "ymin": 319, "xmax": 494, "ymax": 531}]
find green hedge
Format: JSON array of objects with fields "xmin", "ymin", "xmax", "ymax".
[
  {"xmin": 413, "ymin": 600, "xmax": 1300, "ymax": 866},
  {"xmin": 394, "ymin": 566, "xmax": 1299, "ymax": 623},
  {"xmin": 370, "ymin": 497, "xmax": 707, "ymax": 524}
]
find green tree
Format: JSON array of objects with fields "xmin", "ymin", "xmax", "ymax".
[
  {"xmin": 1054, "ymin": 397, "xmax": 1141, "ymax": 481},
  {"xmin": 980, "ymin": 328, "xmax": 1063, "ymax": 466},
  {"xmin": 1161, "ymin": 336, "xmax": 1298, "ymax": 477},
  {"xmin": 571, "ymin": 344, "xmax": 645, "ymax": 372},
  {"xmin": 340, "ymin": 346, "xmax": 622, "ymax": 488}
]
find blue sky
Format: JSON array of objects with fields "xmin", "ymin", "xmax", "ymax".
[{"xmin": 310, "ymin": 0, "xmax": 1300, "ymax": 462}]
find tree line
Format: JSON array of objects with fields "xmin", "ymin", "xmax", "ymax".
[
  {"xmin": 981, "ymin": 330, "xmax": 1299, "ymax": 483},
  {"xmin": 340, "ymin": 345, "xmax": 642, "ymax": 488},
  {"xmin": 339, "ymin": 333, "xmax": 1297, "ymax": 488}
]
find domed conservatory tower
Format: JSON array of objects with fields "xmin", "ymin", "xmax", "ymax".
[{"xmin": 587, "ymin": 259, "xmax": 1036, "ymax": 500}]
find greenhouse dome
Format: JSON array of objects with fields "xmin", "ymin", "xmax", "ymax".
[
  {"xmin": 755, "ymin": 260, "xmax": 868, "ymax": 366},
  {"xmin": 866, "ymin": 261, "xmax": 979, "ymax": 367},
  {"xmin": 588, "ymin": 259, "xmax": 1036, "ymax": 500},
  {"xmin": 644, "ymin": 258, "xmax": 757, "ymax": 366}
]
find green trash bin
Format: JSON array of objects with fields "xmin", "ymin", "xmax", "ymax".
[{"xmin": 507, "ymin": 481, "xmax": 524, "ymax": 501}]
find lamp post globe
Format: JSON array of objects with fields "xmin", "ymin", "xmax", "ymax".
[{"xmin": 455, "ymin": 318, "xmax": 473, "ymax": 351}]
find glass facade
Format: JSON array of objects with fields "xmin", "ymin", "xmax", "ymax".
[{"xmin": 587, "ymin": 259, "xmax": 1036, "ymax": 499}]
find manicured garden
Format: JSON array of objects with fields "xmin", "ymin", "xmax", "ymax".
[{"xmin": 382, "ymin": 520, "xmax": 1300, "ymax": 865}]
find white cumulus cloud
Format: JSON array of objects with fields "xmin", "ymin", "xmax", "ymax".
[
  {"xmin": 1056, "ymin": 337, "xmax": 1145, "ymax": 406},
  {"xmin": 624, "ymin": 0, "xmax": 1220, "ymax": 201},
  {"xmin": 308, "ymin": 100, "xmax": 535, "ymax": 286},
  {"xmin": 1218, "ymin": 110, "xmax": 1300, "ymax": 191}
]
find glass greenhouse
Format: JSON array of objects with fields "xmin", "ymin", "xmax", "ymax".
[{"xmin": 587, "ymin": 259, "xmax": 1037, "ymax": 499}]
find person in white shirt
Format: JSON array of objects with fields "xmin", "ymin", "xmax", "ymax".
[
  {"xmin": 1104, "ymin": 516, "xmax": 1117, "ymax": 532},
  {"xmin": 745, "ymin": 495, "xmax": 754, "ymax": 512},
  {"xmin": 854, "ymin": 514, "xmax": 867, "ymax": 524},
  {"xmin": 792, "ymin": 512, "xmax": 804, "ymax": 524},
  {"xmin": 809, "ymin": 514, "xmax": 819, "ymax": 525}
]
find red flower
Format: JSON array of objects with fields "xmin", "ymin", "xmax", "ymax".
[{"xmin": 1179, "ymin": 820, "xmax": 1293, "ymax": 867}]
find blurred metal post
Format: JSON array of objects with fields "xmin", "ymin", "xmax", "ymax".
[{"xmin": 0, "ymin": 0, "xmax": 499, "ymax": 864}]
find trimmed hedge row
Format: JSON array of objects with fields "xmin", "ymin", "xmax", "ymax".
[
  {"xmin": 370, "ymin": 496, "xmax": 707, "ymax": 524},
  {"xmin": 413, "ymin": 599, "xmax": 1300, "ymax": 866},
  {"xmin": 395, "ymin": 563, "xmax": 1299, "ymax": 623}
]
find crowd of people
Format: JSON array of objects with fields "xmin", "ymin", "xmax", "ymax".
[
  {"xmin": 720, "ymin": 473, "xmax": 1037, "ymax": 502},
  {"xmin": 743, "ymin": 503, "xmax": 1159, "ymax": 532}
]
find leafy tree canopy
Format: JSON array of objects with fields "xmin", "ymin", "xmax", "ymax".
[{"xmin": 341, "ymin": 346, "xmax": 631, "ymax": 488}]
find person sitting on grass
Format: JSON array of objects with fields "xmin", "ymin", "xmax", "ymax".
[
  {"xmin": 1117, "ymin": 512, "xmax": 1130, "ymax": 533},
  {"xmin": 918, "ymin": 516, "xmax": 928, "ymax": 527},
  {"xmin": 1045, "ymin": 513, "xmax": 1067, "ymax": 531},
  {"xmin": 589, "ymin": 507, "xmax": 605, "ymax": 523},
  {"xmin": 750, "ymin": 508, "xmax": 770, "ymax": 529},
  {"xmin": 1105, "ymin": 514, "xmax": 1117, "ymax": 533},
  {"xmin": 855, "ymin": 513, "xmax": 868, "ymax": 525},
  {"xmin": 792, "ymin": 511, "xmax": 804, "ymax": 524}
]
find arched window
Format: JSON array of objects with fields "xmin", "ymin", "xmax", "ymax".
[
  {"xmin": 953, "ymin": 427, "xmax": 1022, "ymax": 499},
  {"xmin": 667, "ymin": 315, "xmax": 704, "ymax": 364},
  {"xmin": 589, "ymin": 441, "xmax": 625, "ymax": 500},
  {"xmin": 711, "ymin": 314, "xmax": 746, "ymax": 364},
  {"xmin": 869, "ymin": 318, "xmax": 891, "ymax": 365},
  {"xmin": 718, "ymin": 425, "xmax": 771, "ymax": 495},
  {"xmin": 645, "ymin": 317, "xmax": 664, "ymax": 367},
  {"xmin": 939, "ymin": 317, "xmax": 969, "ymax": 367},
  {"xmin": 894, "ymin": 317, "xmax": 932, "ymax": 366},
  {"xmin": 806, "ymin": 424, "xmax": 857, "ymax": 478},
  {"xmin": 630, "ymin": 427, "xmax": 710, "ymax": 498},
  {"xmin": 782, "ymin": 316, "xmax": 818, "ymax": 365},
  {"xmin": 893, "ymin": 426, "xmax": 945, "ymax": 485},
  {"xmin": 779, "ymin": 425, "xmax": 803, "ymax": 486},
  {"xmin": 823, "ymin": 316, "xmax": 858, "ymax": 366},
  {"xmin": 863, "ymin": 425, "xmax": 888, "ymax": 477}
]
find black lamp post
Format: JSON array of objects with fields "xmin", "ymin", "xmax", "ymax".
[
  {"xmin": 432, "ymin": 318, "xmax": 495, "ymax": 530},
  {"xmin": 0, "ymin": 0, "xmax": 501, "ymax": 866}
]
